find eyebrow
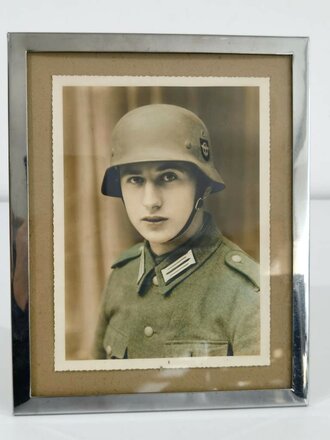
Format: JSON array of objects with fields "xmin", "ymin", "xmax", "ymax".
[
  {"xmin": 156, "ymin": 163, "xmax": 186, "ymax": 172},
  {"xmin": 120, "ymin": 167, "xmax": 143, "ymax": 176}
]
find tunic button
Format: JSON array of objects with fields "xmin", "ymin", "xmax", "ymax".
[
  {"xmin": 144, "ymin": 326, "xmax": 154, "ymax": 337},
  {"xmin": 105, "ymin": 345, "xmax": 112, "ymax": 356},
  {"xmin": 231, "ymin": 254, "xmax": 242, "ymax": 263},
  {"xmin": 152, "ymin": 275, "xmax": 159, "ymax": 286}
]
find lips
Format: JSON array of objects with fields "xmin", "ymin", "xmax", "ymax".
[{"xmin": 142, "ymin": 216, "xmax": 168, "ymax": 223}]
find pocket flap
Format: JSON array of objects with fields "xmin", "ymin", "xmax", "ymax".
[{"xmin": 165, "ymin": 340, "xmax": 229, "ymax": 357}]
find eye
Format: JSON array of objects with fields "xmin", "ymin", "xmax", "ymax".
[
  {"xmin": 161, "ymin": 172, "xmax": 178, "ymax": 183},
  {"xmin": 127, "ymin": 176, "xmax": 144, "ymax": 185}
]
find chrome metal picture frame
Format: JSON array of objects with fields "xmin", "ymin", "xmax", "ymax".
[{"xmin": 8, "ymin": 33, "xmax": 309, "ymax": 415}]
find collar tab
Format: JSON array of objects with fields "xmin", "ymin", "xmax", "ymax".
[{"xmin": 160, "ymin": 249, "xmax": 196, "ymax": 284}]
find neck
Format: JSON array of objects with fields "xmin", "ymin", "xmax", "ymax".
[{"xmin": 149, "ymin": 209, "xmax": 204, "ymax": 256}]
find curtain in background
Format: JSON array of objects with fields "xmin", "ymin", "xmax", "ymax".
[{"xmin": 62, "ymin": 86, "xmax": 259, "ymax": 359}]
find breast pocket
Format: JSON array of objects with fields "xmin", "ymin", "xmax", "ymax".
[
  {"xmin": 165, "ymin": 340, "xmax": 230, "ymax": 357},
  {"xmin": 103, "ymin": 324, "xmax": 128, "ymax": 359}
]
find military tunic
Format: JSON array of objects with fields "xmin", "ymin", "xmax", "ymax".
[{"xmin": 93, "ymin": 213, "xmax": 260, "ymax": 359}]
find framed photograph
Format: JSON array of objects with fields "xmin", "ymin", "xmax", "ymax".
[{"xmin": 8, "ymin": 33, "xmax": 309, "ymax": 414}]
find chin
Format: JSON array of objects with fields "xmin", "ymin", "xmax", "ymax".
[
  {"xmin": 136, "ymin": 222, "xmax": 186, "ymax": 244},
  {"xmin": 143, "ymin": 232, "xmax": 171, "ymax": 244}
]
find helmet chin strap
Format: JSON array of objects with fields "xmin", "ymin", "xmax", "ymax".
[{"xmin": 167, "ymin": 187, "xmax": 212, "ymax": 243}]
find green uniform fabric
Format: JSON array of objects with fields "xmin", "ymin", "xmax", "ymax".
[{"xmin": 93, "ymin": 213, "xmax": 260, "ymax": 359}]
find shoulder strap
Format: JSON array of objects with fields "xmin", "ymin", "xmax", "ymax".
[{"xmin": 224, "ymin": 249, "xmax": 260, "ymax": 290}]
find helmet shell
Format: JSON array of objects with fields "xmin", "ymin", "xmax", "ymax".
[{"xmin": 102, "ymin": 104, "xmax": 225, "ymax": 197}]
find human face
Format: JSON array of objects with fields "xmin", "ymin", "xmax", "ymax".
[{"xmin": 120, "ymin": 162, "xmax": 199, "ymax": 254}]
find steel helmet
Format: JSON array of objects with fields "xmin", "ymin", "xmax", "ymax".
[{"xmin": 101, "ymin": 104, "xmax": 225, "ymax": 197}]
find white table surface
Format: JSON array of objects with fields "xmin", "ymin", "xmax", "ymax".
[{"xmin": 0, "ymin": 199, "xmax": 329, "ymax": 439}]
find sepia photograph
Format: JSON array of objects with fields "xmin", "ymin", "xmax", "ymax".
[{"xmin": 52, "ymin": 76, "xmax": 270, "ymax": 371}]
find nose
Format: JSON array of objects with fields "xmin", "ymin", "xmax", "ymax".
[{"xmin": 142, "ymin": 181, "xmax": 162, "ymax": 211}]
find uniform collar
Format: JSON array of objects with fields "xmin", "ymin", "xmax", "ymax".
[{"xmin": 137, "ymin": 212, "xmax": 222, "ymax": 296}]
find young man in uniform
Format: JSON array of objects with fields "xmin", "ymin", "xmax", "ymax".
[{"xmin": 93, "ymin": 103, "xmax": 260, "ymax": 360}]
